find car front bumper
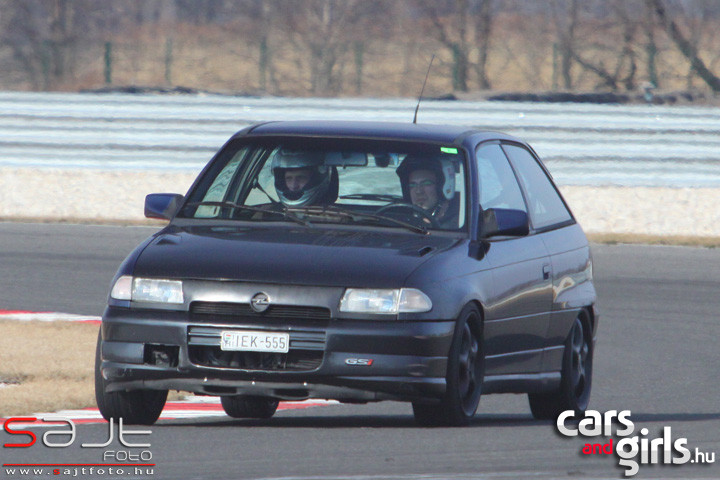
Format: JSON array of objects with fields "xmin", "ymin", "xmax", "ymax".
[{"xmin": 99, "ymin": 306, "xmax": 455, "ymax": 402}]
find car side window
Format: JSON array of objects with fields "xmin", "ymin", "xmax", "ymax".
[
  {"xmin": 502, "ymin": 144, "xmax": 572, "ymax": 230},
  {"xmin": 475, "ymin": 143, "xmax": 527, "ymax": 212}
]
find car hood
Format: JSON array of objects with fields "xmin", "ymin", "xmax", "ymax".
[{"xmin": 132, "ymin": 224, "xmax": 461, "ymax": 287}]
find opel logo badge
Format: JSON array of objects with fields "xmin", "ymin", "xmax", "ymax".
[{"xmin": 250, "ymin": 292, "xmax": 270, "ymax": 313}]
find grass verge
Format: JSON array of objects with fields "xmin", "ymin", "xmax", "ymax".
[
  {"xmin": 586, "ymin": 233, "xmax": 720, "ymax": 248},
  {"xmin": 0, "ymin": 320, "xmax": 99, "ymax": 417}
]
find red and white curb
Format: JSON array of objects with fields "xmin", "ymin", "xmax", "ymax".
[
  {"xmin": 0, "ymin": 397, "xmax": 338, "ymax": 427},
  {"xmin": 0, "ymin": 310, "xmax": 100, "ymax": 323}
]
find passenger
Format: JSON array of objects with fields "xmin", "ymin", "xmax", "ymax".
[
  {"xmin": 396, "ymin": 154, "xmax": 459, "ymax": 228},
  {"xmin": 271, "ymin": 149, "xmax": 338, "ymax": 207}
]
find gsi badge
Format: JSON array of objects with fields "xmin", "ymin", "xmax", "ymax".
[{"xmin": 345, "ymin": 358, "xmax": 374, "ymax": 366}]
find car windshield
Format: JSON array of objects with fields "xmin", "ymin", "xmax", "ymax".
[{"xmin": 179, "ymin": 137, "xmax": 468, "ymax": 232}]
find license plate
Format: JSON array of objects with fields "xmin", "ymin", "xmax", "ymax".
[{"xmin": 220, "ymin": 331, "xmax": 289, "ymax": 353}]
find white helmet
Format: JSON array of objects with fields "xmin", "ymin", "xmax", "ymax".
[{"xmin": 271, "ymin": 149, "xmax": 335, "ymax": 206}]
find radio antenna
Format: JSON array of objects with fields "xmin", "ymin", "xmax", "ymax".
[{"xmin": 413, "ymin": 54, "xmax": 435, "ymax": 124}]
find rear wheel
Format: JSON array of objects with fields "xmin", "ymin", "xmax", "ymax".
[
  {"xmin": 221, "ymin": 396, "xmax": 279, "ymax": 419},
  {"xmin": 528, "ymin": 313, "xmax": 593, "ymax": 420},
  {"xmin": 94, "ymin": 331, "xmax": 167, "ymax": 425},
  {"xmin": 413, "ymin": 304, "xmax": 484, "ymax": 426}
]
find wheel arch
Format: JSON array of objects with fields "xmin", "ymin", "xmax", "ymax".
[
  {"xmin": 581, "ymin": 304, "xmax": 598, "ymax": 341},
  {"xmin": 465, "ymin": 299, "xmax": 486, "ymax": 339}
]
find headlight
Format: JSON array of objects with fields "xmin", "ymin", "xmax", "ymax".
[
  {"xmin": 339, "ymin": 288, "xmax": 432, "ymax": 314},
  {"xmin": 110, "ymin": 276, "xmax": 184, "ymax": 304}
]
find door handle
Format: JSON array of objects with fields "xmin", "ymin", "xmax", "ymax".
[{"xmin": 542, "ymin": 264, "xmax": 551, "ymax": 280}]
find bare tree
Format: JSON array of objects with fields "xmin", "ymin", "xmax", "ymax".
[
  {"xmin": 615, "ymin": 2, "xmax": 639, "ymax": 91},
  {"xmin": 1, "ymin": 1, "xmax": 45, "ymax": 89},
  {"xmin": 4, "ymin": 0, "xmax": 720, "ymax": 96},
  {"xmin": 570, "ymin": 1, "xmax": 639, "ymax": 91},
  {"xmin": 474, "ymin": 0, "xmax": 492, "ymax": 89},
  {"xmin": 0, "ymin": 0, "xmax": 81, "ymax": 89},
  {"xmin": 226, "ymin": 0, "xmax": 277, "ymax": 93},
  {"xmin": 642, "ymin": 0, "xmax": 660, "ymax": 88},
  {"xmin": 0, "ymin": 0, "xmax": 134, "ymax": 90},
  {"xmin": 282, "ymin": 0, "xmax": 382, "ymax": 95},
  {"xmin": 646, "ymin": 0, "xmax": 720, "ymax": 92},
  {"xmin": 550, "ymin": 0, "xmax": 579, "ymax": 90},
  {"xmin": 417, "ymin": 0, "xmax": 472, "ymax": 92},
  {"xmin": 257, "ymin": 1, "xmax": 273, "ymax": 93},
  {"xmin": 130, "ymin": 0, "xmax": 177, "ymax": 25},
  {"xmin": 679, "ymin": 0, "xmax": 717, "ymax": 90},
  {"xmin": 174, "ymin": 0, "xmax": 229, "ymax": 24}
]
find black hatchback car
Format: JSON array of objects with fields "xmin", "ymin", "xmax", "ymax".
[{"xmin": 95, "ymin": 120, "xmax": 598, "ymax": 426}]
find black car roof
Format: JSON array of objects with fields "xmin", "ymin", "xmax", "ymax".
[{"xmin": 240, "ymin": 120, "xmax": 521, "ymax": 145}]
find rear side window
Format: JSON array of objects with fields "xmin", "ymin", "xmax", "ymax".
[
  {"xmin": 502, "ymin": 144, "xmax": 572, "ymax": 230},
  {"xmin": 475, "ymin": 143, "xmax": 527, "ymax": 211}
]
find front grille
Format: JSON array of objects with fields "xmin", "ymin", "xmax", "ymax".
[
  {"xmin": 187, "ymin": 326, "xmax": 325, "ymax": 371},
  {"xmin": 190, "ymin": 302, "xmax": 331, "ymax": 325},
  {"xmin": 188, "ymin": 347, "xmax": 323, "ymax": 371}
]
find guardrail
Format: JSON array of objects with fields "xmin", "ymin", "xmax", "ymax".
[{"xmin": 2, "ymin": 92, "xmax": 720, "ymax": 186}]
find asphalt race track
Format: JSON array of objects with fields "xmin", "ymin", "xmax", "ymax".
[{"xmin": 1, "ymin": 223, "xmax": 719, "ymax": 479}]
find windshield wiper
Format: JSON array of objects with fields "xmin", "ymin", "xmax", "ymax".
[
  {"xmin": 184, "ymin": 201, "xmax": 310, "ymax": 227},
  {"xmin": 294, "ymin": 205, "xmax": 428, "ymax": 235}
]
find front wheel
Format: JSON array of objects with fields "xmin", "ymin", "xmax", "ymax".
[
  {"xmin": 528, "ymin": 313, "xmax": 593, "ymax": 420},
  {"xmin": 413, "ymin": 304, "xmax": 484, "ymax": 426},
  {"xmin": 94, "ymin": 331, "xmax": 167, "ymax": 425}
]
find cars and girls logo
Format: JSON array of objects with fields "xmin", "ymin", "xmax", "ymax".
[
  {"xmin": 2, "ymin": 417, "xmax": 154, "ymax": 477},
  {"xmin": 556, "ymin": 409, "xmax": 715, "ymax": 476}
]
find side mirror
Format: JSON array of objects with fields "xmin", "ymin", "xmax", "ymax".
[
  {"xmin": 480, "ymin": 208, "xmax": 529, "ymax": 239},
  {"xmin": 145, "ymin": 193, "xmax": 184, "ymax": 220}
]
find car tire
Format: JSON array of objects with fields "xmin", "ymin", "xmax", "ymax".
[
  {"xmin": 221, "ymin": 396, "xmax": 280, "ymax": 419},
  {"xmin": 528, "ymin": 312, "xmax": 593, "ymax": 420},
  {"xmin": 412, "ymin": 304, "xmax": 484, "ymax": 426},
  {"xmin": 94, "ymin": 331, "xmax": 168, "ymax": 425}
]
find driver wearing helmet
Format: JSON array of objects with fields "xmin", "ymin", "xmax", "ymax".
[
  {"xmin": 271, "ymin": 149, "xmax": 337, "ymax": 207},
  {"xmin": 396, "ymin": 153, "xmax": 459, "ymax": 229}
]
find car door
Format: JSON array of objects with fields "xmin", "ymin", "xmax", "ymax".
[
  {"xmin": 475, "ymin": 142, "xmax": 553, "ymax": 376},
  {"xmin": 501, "ymin": 142, "xmax": 591, "ymax": 374}
]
